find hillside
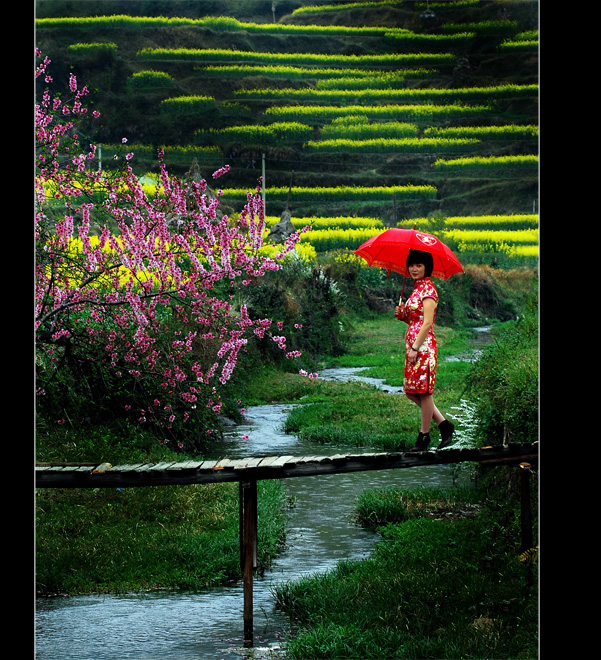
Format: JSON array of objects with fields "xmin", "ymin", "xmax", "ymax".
[{"xmin": 35, "ymin": 0, "xmax": 538, "ymax": 222}]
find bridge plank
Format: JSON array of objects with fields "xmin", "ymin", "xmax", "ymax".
[
  {"xmin": 256, "ymin": 456, "xmax": 280, "ymax": 467},
  {"xmin": 301, "ymin": 455, "xmax": 331, "ymax": 463},
  {"xmin": 134, "ymin": 464, "xmax": 155, "ymax": 472},
  {"xmin": 174, "ymin": 461, "xmax": 204, "ymax": 470},
  {"xmin": 115, "ymin": 463, "xmax": 147, "ymax": 472},
  {"xmin": 150, "ymin": 462, "xmax": 177, "ymax": 471},
  {"xmin": 214, "ymin": 459, "xmax": 234, "ymax": 470},
  {"xmin": 243, "ymin": 457, "xmax": 265, "ymax": 468},
  {"xmin": 164, "ymin": 461, "xmax": 194, "ymax": 470},
  {"xmin": 35, "ymin": 444, "xmax": 538, "ymax": 488},
  {"xmin": 268, "ymin": 455, "xmax": 295, "ymax": 468},
  {"xmin": 229, "ymin": 459, "xmax": 252, "ymax": 470},
  {"xmin": 200, "ymin": 460, "xmax": 219, "ymax": 470}
]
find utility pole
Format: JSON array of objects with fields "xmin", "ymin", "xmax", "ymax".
[{"xmin": 262, "ymin": 153, "xmax": 266, "ymax": 214}]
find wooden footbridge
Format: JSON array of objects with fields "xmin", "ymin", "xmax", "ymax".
[{"xmin": 36, "ymin": 442, "xmax": 538, "ymax": 647}]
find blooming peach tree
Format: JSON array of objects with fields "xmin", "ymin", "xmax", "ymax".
[{"xmin": 35, "ymin": 50, "xmax": 307, "ymax": 448}]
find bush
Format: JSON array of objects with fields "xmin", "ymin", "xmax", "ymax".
[
  {"xmin": 35, "ymin": 336, "xmax": 224, "ymax": 456},
  {"xmin": 465, "ymin": 301, "xmax": 538, "ymax": 444},
  {"xmin": 242, "ymin": 255, "xmax": 347, "ymax": 367},
  {"xmin": 435, "ymin": 264, "xmax": 527, "ymax": 326}
]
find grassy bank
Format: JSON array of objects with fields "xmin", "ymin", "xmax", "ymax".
[
  {"xmin": 36, "ymin": 478, "xmax": 288, "ymax": 596},
  {"xmin": 275, "ymin": 478, "xmax": 538, "ymax": 659}
]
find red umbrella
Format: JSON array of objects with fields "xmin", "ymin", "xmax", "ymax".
[{"xmin": 354, "ymin": 227, "xmax": 464, "ymax": 300}]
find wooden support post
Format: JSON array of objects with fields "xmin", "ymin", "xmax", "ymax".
[
  {"xmin": 519, "ymin": 462, "xmax": 533, "ymax": 553},
  {"xmin": 519, "ymin": 462, "xmax": 535, "ymax": 589},
  {"xmin": 240, "ymin": 480, "xmax": 258, "ymax": 647}
]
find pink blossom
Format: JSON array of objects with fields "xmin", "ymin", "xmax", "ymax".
[
  {"xmin": 34, "ymin": 50, "xmax": 308, "ymax": 436},
  {"xmin": 212, "ymin": 164, "xmax": 230, "ymax": 179}
]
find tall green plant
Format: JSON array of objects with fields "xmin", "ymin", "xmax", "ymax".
[{"xmin": 466, "ymin": 304, "xmax": 538, "ymax": 444}]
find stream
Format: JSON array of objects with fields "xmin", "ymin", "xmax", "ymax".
[{"xmin": 35, "ymin": 332, "xmax": 489, "ymax": 660}]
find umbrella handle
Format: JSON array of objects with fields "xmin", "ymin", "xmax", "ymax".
[{"xmin": 399, "ymin": 276, "xmax": 406, "ymax": 305}]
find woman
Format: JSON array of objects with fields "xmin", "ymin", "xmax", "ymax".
[{"xmin": 394, "ymin": 249, "xmax": 455, "ymax": 451}]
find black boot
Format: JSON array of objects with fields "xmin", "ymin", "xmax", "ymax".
[
  {"xmin": 437, "ymin": 420, "xmax": 455, "ymax": 449},
  {"xmin": 409, "ymin": 431, "xmax": 431, "ymax": 452}
]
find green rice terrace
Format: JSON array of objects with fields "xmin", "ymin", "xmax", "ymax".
[{"xmin": 35, "ymin": 0, "xmax": 538, "ymax": 264}]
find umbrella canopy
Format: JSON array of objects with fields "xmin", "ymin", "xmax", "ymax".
[{"xmin": 354, "ymin": 228, "xmax": 464, "ymax": 280}]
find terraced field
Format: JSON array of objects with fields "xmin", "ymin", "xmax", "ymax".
[{"xmin": 35, "ymin": 0, "xmax": 538, "ymax": 263}]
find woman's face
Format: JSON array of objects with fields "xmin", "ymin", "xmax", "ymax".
[{"xmin": 408, "ymin": 262, "xmax": 426, "ymax": 279}]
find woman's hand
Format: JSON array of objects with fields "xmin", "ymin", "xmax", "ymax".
[
  {"xmin": 407, "ymin": 345, "xmax": 418, "ymax": 364},
  {"xmin": 395, "ymin": 303, "xmax": 405, "ymax": 320}
]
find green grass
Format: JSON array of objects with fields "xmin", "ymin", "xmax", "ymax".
[
  {"xmin": 284, "ymin": 382, "xmax": 413, "ymax": 449},
  {"xmin": 354, "ymin": 485, "xmax": 482, "ymax": 527},
  {"xmin": 36, "ymin": 479, "xmax": 288, "ymax": 595},
  {"xmin": 328, "ymin": 316, "xmax": 475, "ymax": 367},
  {"xmin": 281, "ymin": 362, "xmax": 470, "ymax": 450},
  {"xmin": 275, "ymin": 483, "xmax": 538, "ymax": 659}
]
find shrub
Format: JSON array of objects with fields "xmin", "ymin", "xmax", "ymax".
[{"xmin": 466, "ymin": 304, "xmax": 538, "ymax": 444}]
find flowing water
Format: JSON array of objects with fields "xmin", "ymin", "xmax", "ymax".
[{"xmin": 36, "ymin": 334, "xmax": 488, "ymax": 660}]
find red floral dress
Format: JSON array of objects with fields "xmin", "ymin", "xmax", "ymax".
[{"xmin": 398, "ymin": 277, "xmax": 438, "ymax": 394}]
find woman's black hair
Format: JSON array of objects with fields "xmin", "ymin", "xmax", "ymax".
[{"xmin": 406, "ymin": 249, "xmax": 433, "ymax": 277}]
